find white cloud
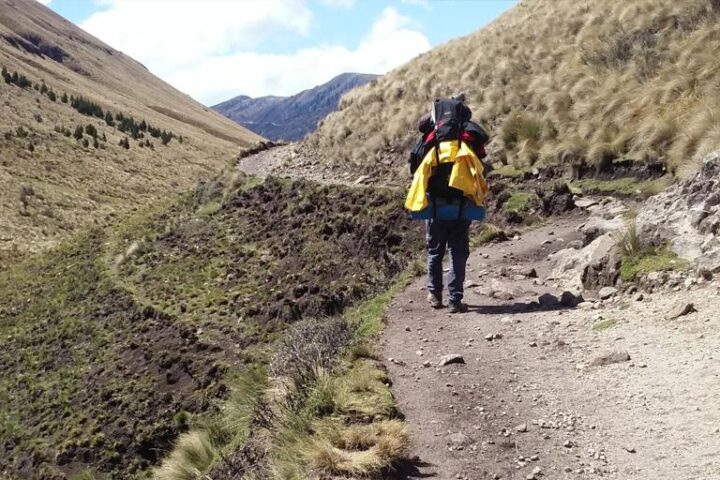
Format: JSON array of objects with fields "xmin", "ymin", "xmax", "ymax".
[
  {"xmin": 36, "ymin": 0, "xmax": 52, "ymax": 5},
  {"xmin": 81, "ymin": 0, "xmax": 312, "ymax": 75},
  {"xmin": 81, "ymin": 3, "xmax": 430, "ymax": 105}
]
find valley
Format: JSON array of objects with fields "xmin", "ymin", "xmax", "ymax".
[{"xmin": 2, "ymin": 0, "xmax": 720, "ymax": 479}]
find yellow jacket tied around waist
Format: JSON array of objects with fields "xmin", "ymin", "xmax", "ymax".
[{"xmin": 405, "ymin": 140, "xmax": 489, "ymax": 212}]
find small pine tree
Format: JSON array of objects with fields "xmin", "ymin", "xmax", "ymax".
[
  {"xmin": 119, "ymin": 137, "xmax": 130, "ymax": 149},
  {"xmin": 40, "ymin": 82, "xmax": 48, "ymax": 94},
  {"xmin": 82, "ymin": 138, "xmax": 89, "ymax": 148},
  {"xmin": 104, "ymin": 111, "xmax": 115, "ymax": 127},
  {"xmin": 27, "ymin": 142, "xmax": 34, "ymax": 152},
  {"xmin": 160, "ymin": 130, "xmax": 172, "ymax": 145},
  {"xmin": 61, "ymin": 93, "xmax": 68, "ymax": 103},
  {"xmin": 1, "ymin": 66, "xmax": 9, "ymax": 83},
  {"xmin": 47, "ymin": 89, "xmax": 56, "ymax": 102},
  {"xmin": 18, "ymin": 185, "xmax": 34, "ymax": 210},
  {"xmin": 93, "ymin": 137, "xmax": 99, "ymax": 149},
  {"xmin": 85, "ymin": 124, "xmax": 98, "ymax": 138},
  {"xmin": 73, "ymin": 125, "xmax": 84, "ymax": 140}
]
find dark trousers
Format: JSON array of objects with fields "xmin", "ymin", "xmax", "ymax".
[{"xmin": 425, "ymin": 219, "xmax": 471, "ymax": 303}]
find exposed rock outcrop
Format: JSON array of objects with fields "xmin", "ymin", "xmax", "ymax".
[{"xmin": 636, "ymin": 151, "xmax": 720, "ymax": 272}]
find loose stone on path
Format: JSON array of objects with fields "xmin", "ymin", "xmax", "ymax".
[{"xmin": 438, "ymin": 354, "xmax": 465, "ymax": 367}]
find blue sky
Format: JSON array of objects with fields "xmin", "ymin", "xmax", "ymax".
[{"xmin": 39, "ymin": 0, "xmax": 517, "ymax": 105}]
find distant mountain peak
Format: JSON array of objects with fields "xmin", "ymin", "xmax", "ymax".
[{"xmin": 213, "ymin": 72, "xmax": 379, "ymax": 141}]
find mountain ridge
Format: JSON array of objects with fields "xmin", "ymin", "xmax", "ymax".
[{"xmin": 213, "ymin": 72, "xmax": 378, "ymax": 141}]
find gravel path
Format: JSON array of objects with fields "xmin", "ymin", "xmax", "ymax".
[{"xmin": 381, "ymin": 218, "xmax": 720, "ymax": 480}]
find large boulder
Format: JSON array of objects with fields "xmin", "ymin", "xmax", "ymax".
[
  {"xmin": 636, "ymin": 151, "xmax": 720, "ymax": 271},
  {"xmin": 549, "ymin": 233, "xmax": 619, "ymax": 292}
]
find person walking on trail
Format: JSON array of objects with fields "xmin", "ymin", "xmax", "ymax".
[{"xmin": 404, "ymin": 95, "xmax": 490, "ymax": 313}]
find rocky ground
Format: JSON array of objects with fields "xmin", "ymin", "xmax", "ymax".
[
  {"xmin": 381, "ymin": 218, "xmax": 720, "ymax": 480},
  {"xmin": 237, "ymin": 142, "xmax": 396, "ymax": 186}
]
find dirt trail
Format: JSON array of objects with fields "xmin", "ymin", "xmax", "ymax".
[
  {"xmin": 381, "ymin": 218, "xmax": 720, "ymax": 480},
  {"xmin": 237, "ymin": 144, "xmax": 341, "ymax": 184}
]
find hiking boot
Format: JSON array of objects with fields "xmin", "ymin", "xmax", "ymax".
[
  {"xmin": 448, "ymin": 300, "xmax": 468, "ymax": 314},
  {"xmin": 427, "ymin": 292, "xmax": 443, "ymax": 309}
]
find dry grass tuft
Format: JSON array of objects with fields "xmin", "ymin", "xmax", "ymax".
[
  {"xmin": 153, "ymin": 432, "xmax": 217, "ymax": 480},
  {"xmin": 307, "ymin": 420, "xmax": 409, "ymax": 476}
]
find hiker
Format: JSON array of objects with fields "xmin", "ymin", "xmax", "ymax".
[{"xmin": 405, "ymin": 95, "xmax": 490, "ymax": 313}]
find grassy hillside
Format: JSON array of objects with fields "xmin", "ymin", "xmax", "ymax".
[
  {"xmin": 0, "ymin": 172, "xmax": 422, "ymax": 479},
  {"xmin": 300, "ymin": 0, "xmax": 720, "ymax": 184},
  {"xmin": 0, "ymin": 0, "xmax": 263, "ymax": 262}
]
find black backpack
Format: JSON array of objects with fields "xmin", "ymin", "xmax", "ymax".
[
  {"xmin": 432, "ymin": 98, "xmax": 472, "ymax": 143},
  {"xmin": 409, "ymin": 99, "xmax": 489, "ymax": 174}
]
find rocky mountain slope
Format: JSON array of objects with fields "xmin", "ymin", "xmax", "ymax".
[
  {"xmin": 0, "ymin": 0, "xmax": 262, "ymax": 263},
  {"xmin": 213, "ymin": 72, "xmax": 378, "ymax": 141},
  {"xmin": 291, "ymin": 0, "xmax": 720, "ymax": 184}
]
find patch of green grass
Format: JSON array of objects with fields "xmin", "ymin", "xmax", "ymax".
[
  {"xmin": 592, "ymin": 319, "xmax": 617, "ymax": 331},
  {"xmin": 620, "ymin": 244, "xmax": 687, "ymax": 282},
  {"xmin": 196, "ymin": 201, "xmax": 221, "ymax": 217},
  {"xmin": 470, "ymin": 223, "xmax": 507, "ymax": 248},
  {"xmin": 346, "ymin": 259, "xmax": 422, "ymax": 338},
  {"xmin": 572, "ymin": 175, "xmax": 672, "ymax": 197},
  {"xmin": 489, "ymin": 165, "xmax": 528, "ymax": 179},
  {"xmin": 573, "ymin": 177, "xmax": 639, "ymax": 195},
  {"xmin": 505, "ymin": 192, "xmax": 533, "ymax": 213}
]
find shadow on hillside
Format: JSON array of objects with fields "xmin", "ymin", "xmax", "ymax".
[{"xmin": 384, "ymin": 457, "xmax": 436, "ymax": 479}]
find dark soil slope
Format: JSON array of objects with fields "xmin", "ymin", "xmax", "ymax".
[{"xmin": 0, "ymin": 174, "xmax": 422, "ymax": 479}]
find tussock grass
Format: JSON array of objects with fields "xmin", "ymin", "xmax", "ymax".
[
  {"xmin": 303, "ymin": 0, "xmax": 720, "ymax": 182},
  {"xmin": 155, "ymin": 257, "xmax": 422, "ymax": 479},
  {"xmin": 268, "ymin": 359, "xmax": 407, "ymax": 479},
  {"xmin": 154, "ymin": 432, "xmax": 217, "ymax": 480},
  {"xmin": 618, "ymin": 226, "xmax": 688, "ymax": 281},
  {"xmin": 306, "ymin": 420, "xmax": 409, "ymax": 476},
  {"xmin": 620, "ymin": 244, "xmax": 687, "ymax": 281}
]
